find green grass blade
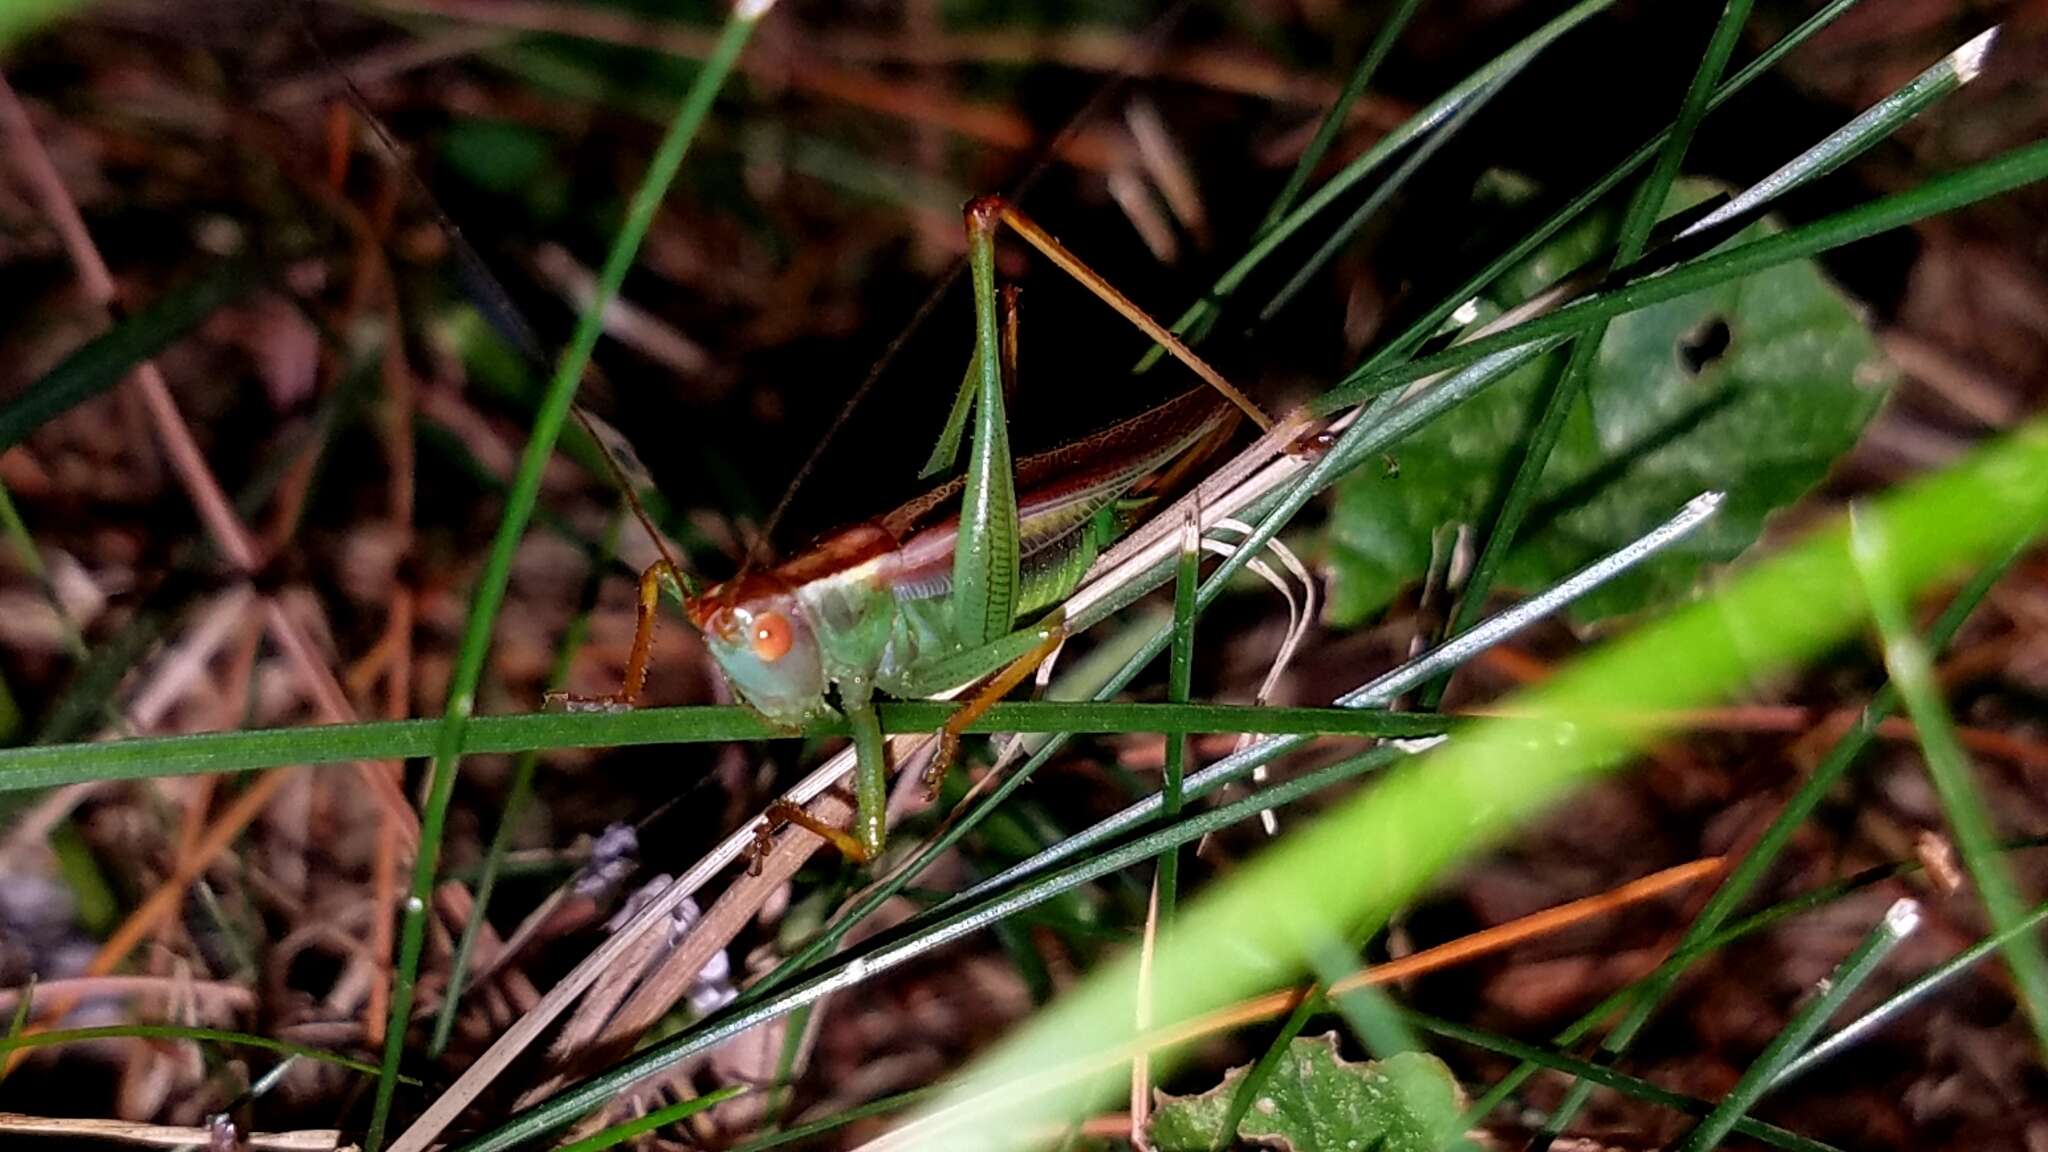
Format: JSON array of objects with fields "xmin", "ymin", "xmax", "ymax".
[
  {"xmin": 1360, "ymin": 0, "xmax": 1861, "ymax": 374},
  {"xmin": 1851, "ymin": 504, "xmax": 2048, "ymax": 1055},
  {"xmin": 0, "ymin": 703, "xmax": 1448, "ymax": 793},
  {"xmin": 552, "ymin": 1087, "xmax": 744, "ymax": 1152},
  {"xmin": 1140, "ymin": 0, "xmax": 1617, "ymax": 366},
  {"xmin": 1140, "ymin": 0, "xmax": 1428, "ymax": 365},
  {"xmin": 1318, "ymin": 138, "xmax": 2048, "ymax": 411},
  {"xmin": 362, "ymin": 10, "xmax": 768, "ymax": 1148},
  {"xmin": 1256, "ymin": 0, "xmax": 1426, "ymax": 239},
  {"xmin": 429, "ymin": 513, "xmax": 621, "ymax": 1057},
  {"xmin": 1257, "ymin": 56, "xmax": 1520, "ymax": 326},
  {"xmin": 1157, "ymin": 518, "xmax": 1199, "ymax": 928},
  {"xmin": 447, "ymin": 746, "xmax": 1405, "ymax": 1152},
  {"xmin": 1679, "ymin": 27, "xmax": 1997, "ymax": 241},
  {"xmin": 1407, "ymin": 1013, "xmax": 1840, "ymax": 1152},
  {"xmin": 0, "ymin": 1023, "xmax": 414, "ymax": 1081},
  {"xmin": 1458, "ymin": 523, "xmax": 2033, "ymax": 1135},
  {"xmin": 1424, "ymin": 0, "xmax": 1755, "ymax": 720},
  {"xmin": 1774, "ymin": 898, "xmax": 2048, "ymax": 1086},
  {"xmin": 1, "ymin": 978, "xmax": 31, "ymax": 1087},
  {"xmin": 0, "ymin": 476, "xmax": 89, "ymax": 663},
  {"xmin": 1671, "ymin": 901, "xmax": 1920, "ymax": 1152},
  {"xmin": 872, "ymin": 419, "xmax": 2048, "ymax": 1150},
  {"xmin": 0, "ymin": 261, "xmax": 254, "ymax": 453},
  {"xmin": 732, "ymin": 1087, "xmax": 934, "ymax": 1151}
]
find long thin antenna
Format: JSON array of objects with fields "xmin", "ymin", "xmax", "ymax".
[
  {"xmin": 293, "ymin": 0, "xmax": 684, "ymax": 584},
  {"xmin": 736, "ymin": 0, "xmax": 1200, "ymax": 579}
]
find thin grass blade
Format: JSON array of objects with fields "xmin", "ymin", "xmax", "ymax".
[
  {"xmin": 1255, "ymin": 0, "xmax": 1427, "ymax": 238},
  {"xmin": 1138, "ymin": 0, "xmax": 1619, "ymax": 367},
  {"xmin": 1407, "ymin": 1013, "xmax": 1840, "ymax": 1152},
  {"xmin": 1318, "ymin": 137, "xmax": 2048, "ymax": 410},
  {"xmin": 1851, "ymin": 504, "xmax": 2048, "ymax": 1054},
  {"xmin": 1773, "ymin": 898, "xmax": 2048, "ymax": 1087},
  {"xmin": 1456, "ymin": 520, "xmax": 2037, "ymax": 1133},
  {"xmin": 553, "ymin": 1087, "xmax": 745, "ymax": 1152},
  {"xmin": 364, "ymin": 9, "xmax": 769, "ymax": 1148},
  {"xmin": 871, "ymin": 419, "xmax": 2048, "ymax": 1150},
  {"xmin": 1680, "ymin": 27, "xmax": 1999, "ymax": 240},
  {"xmin": 429, "ymin": 512, "xmax": 622, "ymax": 1057},
  {"xmin": 1424, "ymin": 0, "xmax": 1756, "ymax": 722},
  {"xmin": 1258, "ymin": 56, "xmax": 1521, "ymax": 326},
  {"xmin": 0, "ymin": 1023, "xmax": 412, "ymax": 1081},
  {"xmin": 1671, "ymin": 901, "xmax": 1920, "ymax": 1152},
  {"xmin": 0, "ymin": 261, "xmax": 254, "ymax": 453},
  {"xmin": 0, "ymin": 703, "xmax": 1446, "ymax": 793}
]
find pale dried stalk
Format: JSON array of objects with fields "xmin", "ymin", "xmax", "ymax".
[{"xmin": 0, "ymin": 1112, "xmax": 346, "ymax": 1151}]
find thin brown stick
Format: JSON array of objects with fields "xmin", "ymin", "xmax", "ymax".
[
  {"xmin": 0, "ymin": 1113, "xmax": 347, "ymax": 1151},
  {"xmin": 0, "ymin": 78, "xmax": 259, "ymax": 573},
  {"xmin": 0, "ymin": 976, "xmax": 256, "ymax": 1019},
  {"xmin": 1, "ymin": 80, "xmax": 537, "ymax": 1059}
]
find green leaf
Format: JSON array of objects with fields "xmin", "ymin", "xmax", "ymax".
[
  {"xmin": 1322, "ymin": 180, "xmax": 1891, "ymax": 625},
  {"xmin": 1150, "ymin": 1034, "xmax": 1464, "ymax": 1152},
  {"xmin": 440, "ymin": 118, "xmax": 567, "ymax": 218},
  {"xmin": 0, "ymin": 261, "xmax": 256, "ymax": 454}
]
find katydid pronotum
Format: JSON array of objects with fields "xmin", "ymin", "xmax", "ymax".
[{"xmin": 553, "ymin": 195, "xmax": 1287, "ymax": 870}]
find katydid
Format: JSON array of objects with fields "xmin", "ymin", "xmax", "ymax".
[{"xmin": 558, "ymin": 195, "xmax": 1276, "ymax": 868}]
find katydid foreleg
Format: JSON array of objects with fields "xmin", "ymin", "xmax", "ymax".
[{"xmin": 545, "ymin": 558, "xmax": 688, "ymax": 711}]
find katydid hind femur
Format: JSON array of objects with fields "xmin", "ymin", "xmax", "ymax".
[{"xmin": 554, "ymin": 195, "xmax": 1277, "ymax": 869}]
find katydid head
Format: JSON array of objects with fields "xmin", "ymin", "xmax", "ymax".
[{"xmin": 687, "ymin": 582, "xmax": 828, "ymax": 725}]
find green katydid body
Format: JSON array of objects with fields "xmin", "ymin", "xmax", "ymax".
[{"xmin": 686, "ymin": 387, "xmax": 1234, "ymax": 729}]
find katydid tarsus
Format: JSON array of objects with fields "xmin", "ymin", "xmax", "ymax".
[{"xmin": 553, "ymin": 194, "xmax": 1281, "ymax": 870}]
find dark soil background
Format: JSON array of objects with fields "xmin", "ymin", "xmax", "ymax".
[{"xmin": 1, "ymin": 0, "xmax": 2045, "ymax": 1148}]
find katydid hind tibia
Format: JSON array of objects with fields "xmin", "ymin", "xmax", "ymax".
[{"xmin": 560, "ymin": 196, "xmax": 1275, "ymax": 870}]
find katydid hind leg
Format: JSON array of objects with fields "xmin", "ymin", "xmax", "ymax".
[
  {"xmin": 978, "ymin": 195, "xmax": 1275, "ymax": 433},
  {"xmin": 920, "ymin": 613, "xmax": 1067, "ymax": 799},
  {"xmin": 950, "ymin": 198, "xmax": 1022, "ymax": 653}
]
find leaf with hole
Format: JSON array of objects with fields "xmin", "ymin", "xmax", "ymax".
[
  {"xmin": 1149, "ymin": 1033, "xmax": 1464, "ymax": 1152},
  {"xmin": 1322, "ymin": 179, "xmax": 1891, "ymax": 625}
]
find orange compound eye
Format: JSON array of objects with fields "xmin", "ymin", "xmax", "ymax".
[{"xmin": 750, "ymin": 611, "xmax": 794, "ymax": 662}]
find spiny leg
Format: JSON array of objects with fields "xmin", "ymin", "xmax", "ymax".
[
  {"xmin": 924, "ymin": 615, "xmax": 1068, "ymax": 797},
  {"xmin": 967, "ymin": 194, "xmax": 1275, "ymax": 434},
  {"xmin": 749, "ymin": 704, "xmax": 889, "ymax": 871},
  {"xmin": 545, "ymin": 559, "xmax": 681, "ymax": 711}
]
